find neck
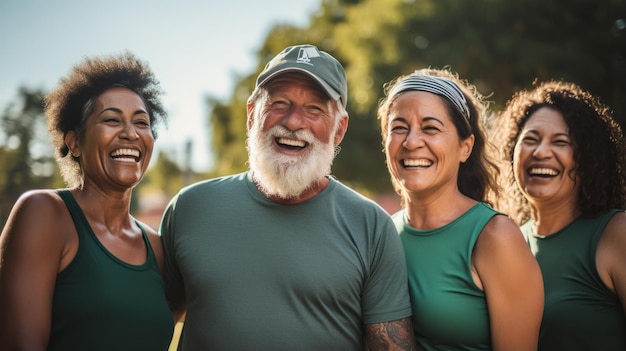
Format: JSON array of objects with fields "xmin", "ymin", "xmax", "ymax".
[
  {"xmin": 404, "ymin": 190, "xmax": 476, "ymax": 230},
  {"xmin": 70, "ymin": 185, "xmax": 134, "ymax": 233},
  {"xmin": 531, "ymin": 198, "xmax": 581, "ymax": 236}
]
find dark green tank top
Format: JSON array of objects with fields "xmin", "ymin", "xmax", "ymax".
[
  {"xmin": 48, "ymin": 189, "xmax": 174, "ymax": 351},
  {"xmin": 394, "ymin": 202, "xmax": 499, "ymax": 350},
  {"xmin": 522, "ymin": 210, "xmax": 626, "ymax": 351}
]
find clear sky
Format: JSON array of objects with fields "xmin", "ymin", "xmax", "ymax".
[{"xmin": 0, "ymin": 0, "xmax": 319, "ymax": 172}]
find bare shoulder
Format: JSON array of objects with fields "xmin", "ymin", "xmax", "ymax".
[
  {"xmin": 601, "ymin": 210, "xmax": 626, "ymax": 242},
  {"xmin": 2, "ymin": 189, "xmax": 70, "ymax": 236},
  {"xmin": 11, "ymin": 188, "xmax": 64, "ymax": 210},
  {"xmin": 0, "ymin": 190, "xmax": 78, "ymax": 275},
  {"xmin": 597, "ymin": 211, "xmax": 626, "ymax": 292},
  {"xmin": 597, "ymin": 211, "xmax": 626, "ymax": 257},
  {"xmin": 476, "ymin": 214, "xmax": 526, "ymax": 249},
  {"xmin": 473, "ymin": 214, "xmax": 537, "ymax": 282}
]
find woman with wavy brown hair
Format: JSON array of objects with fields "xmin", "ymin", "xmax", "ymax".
[{"xmin": 379, "ymin": 68, "xmax": 544, "ymax": 350}]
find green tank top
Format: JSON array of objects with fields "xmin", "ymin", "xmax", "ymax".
[
  {"xmin": 522, "ymin": 210, "xmax": 626, "ymax": 351},
  {"xmin": 393, "ymin": 202, "xmax": 498, "ymax": 350},
  {"xmin": 48, "ymin": 189, "xmax": 174, "ymax": 351}
]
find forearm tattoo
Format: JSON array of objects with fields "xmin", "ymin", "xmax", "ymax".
[{"xmin": 365, "ymin": 317, "xmax": 416, "ymax": 351}]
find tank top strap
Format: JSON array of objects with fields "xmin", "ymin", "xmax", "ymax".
[
  {"xmin": 55, "ymin": 189, "xmax": 156, "ymax": 268},
  {"xmin": 56, "ymin": 189, "xmax": 92, "ymax": 240}
]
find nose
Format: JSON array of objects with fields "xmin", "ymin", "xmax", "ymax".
[
  {"xmin": 282, "ymin": 106, "xmax": 307, "ymax": 131},
  {"xmin": 120, "ymin": 122, "xmax": 139, "ymax": 140},
  {"xmin": 402, "ymin": 130, "xmax": 423, "ymax": 150},
  {"xmin": 532, "ymin": 140, "xmax": 552, "ymax": 159}
]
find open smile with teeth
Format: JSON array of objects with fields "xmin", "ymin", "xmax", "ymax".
[
  {"xmin": 403, "ymin": 159, "xmax": 432, "ymax": 168},
  {"xmin": 276, "ymin": 137, "xmax": 307, "ymax": 150},
  {"xmin": 528, "ymin": 167, "xmax": 558, "ymax": 176},
  {"xmin": 110, "ymin": 148, "xmax": 141, "ymax": 163}
]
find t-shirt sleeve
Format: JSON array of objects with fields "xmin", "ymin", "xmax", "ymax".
[
  {"xmin": 159, "ymin": 195, "xmax": 186, "ymax": 312},
  {"xmin": 361, "ymin": 214, "xmax": 412, "ymax": 324}
]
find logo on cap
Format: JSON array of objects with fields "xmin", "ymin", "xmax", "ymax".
[{"xmin": 296, "ymin": 47, "xmax": 320, "ymax": 65}]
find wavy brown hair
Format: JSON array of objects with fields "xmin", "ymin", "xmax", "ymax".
[{"xmin": 378, "ymin": 68, "xmax": 500, "ymax": 208}]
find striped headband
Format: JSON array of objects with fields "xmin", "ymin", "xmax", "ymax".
[{"xmin": 387, "ymin": 72, "xmax": 471, "ymax": 123}]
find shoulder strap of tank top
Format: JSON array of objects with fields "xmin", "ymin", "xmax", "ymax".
[{"xmin": 56, "ymin": 189, "xmax": 92, "ymax": 236}]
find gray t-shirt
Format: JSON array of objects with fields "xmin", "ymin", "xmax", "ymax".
[{"xmin": 160, "ymin": 172, "xmax": 411, "ymax": 350}]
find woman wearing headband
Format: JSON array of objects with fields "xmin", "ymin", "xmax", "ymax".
[{"xmin": 378, "ymin": 68, "xmax": 543, "ymax": 350}]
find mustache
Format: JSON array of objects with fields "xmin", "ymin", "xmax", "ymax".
[{"xmin": 268, "ymin": 125, "xmax": 316, "ymax": 145}]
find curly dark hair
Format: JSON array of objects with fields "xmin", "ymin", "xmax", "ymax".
[
  {"xmin": 44, "ymin": 51, "xmax": 167, "ymax": 187},
  {"xmin": 492, "ymin": 80, "xmax": 626, "ymax": 225},
  {"xmin": 378, "ymin": 68, "xmax": 501, "ymax": 207}
]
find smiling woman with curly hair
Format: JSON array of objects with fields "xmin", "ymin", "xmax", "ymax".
[
  {"xmin": 0, "ymin": 51, "xmax": 174, "ymax": 351},
  {"xmin": 492, "ymin": 80, "xmax": 626, "ymax": 351},
  {"xmin": 45, "ymin": 51, "xmax": 167, "ymax": 188}
]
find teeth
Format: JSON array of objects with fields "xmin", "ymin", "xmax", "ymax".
[
  {"xmin": 404, "ymin": 159, "xmax": 432, "ymax": 167},
  {"xmin": 114, "ymin": 157, "xmax": 137, "ymax": 163},
  {"xmin": 529, "ymin": 168, "xmax": 558, "ymax": 176},
  {"xmin": 111, "ymin": 148, "xmax": 140, "ymax": 160},
  {"xmin": 277, "ymin": 137, "xmax": 306, "ymax": 148}
]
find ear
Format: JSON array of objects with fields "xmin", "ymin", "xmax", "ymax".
[
  {"xmin": 64, "ymin": 130, "xmax": 80, "ymax": 158},
  {"xmin": 460, "ymin": 134, "xmax": 475, "ymax": 163},
  {"xmin": 246, "ymin": 103, "xmax": 255, "ymax": 131},
  {"xmin": 333, "ymin": 115, "xmax": 349, "ymax": 146}
]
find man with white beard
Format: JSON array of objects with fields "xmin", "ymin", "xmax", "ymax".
[{"xmin": 159, "ymin": 44, "xmax": 415, "ymax": 351}]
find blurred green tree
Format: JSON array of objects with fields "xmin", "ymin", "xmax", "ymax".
[
  {"xmin": 0, "ymin": 87, "xmax": 62, "ymax": 226},
  {"xmin": 143, "ymin": 151, "xmax": 187, "ymax": 198}
]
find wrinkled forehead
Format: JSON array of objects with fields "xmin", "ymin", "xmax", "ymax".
[{"xmin": 263, "ymin": 73, "xmax": 332, "ymax": 102}]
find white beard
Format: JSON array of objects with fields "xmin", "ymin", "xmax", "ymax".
[{"xmin": 247, "ymin": 122, "xmax": 337, "ymax": 199}]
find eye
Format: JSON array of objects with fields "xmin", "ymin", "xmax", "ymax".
[
  {"xmin": 305, "ymin": 104, "xmax": 324, "ymax": 113},
  {"xmin": 423, "ymin": 124, "xmax": 441, "ymax": 132},
  {"xmin": 389, "ymin": 124, "xmax": 408, "ymax": 134},
  {"xmin": 520, "ymin": 135, "xmax": 538, "ymax": 144},
  {"xmin": 270, "ymin": 99, "xmax": 289, "ymax": 109},
  {"xmin": 103, "ymin": 116, "xmax": 120, "ymax": 124},
  {"xmin": 135, "ymin": 119, "xmax": 150, "ymax": 127},
  {"xmin": 553, "ymin": 139, "xmax": 570, "ymax": 146}
]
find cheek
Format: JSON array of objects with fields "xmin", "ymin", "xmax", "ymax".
[
  {"xmin": 142, "ymin": 133, "xmax": 155, "ymax": 156},
  {"xmin": 385, "ymin": 137, "xmax": 400, "ymax": 159}
]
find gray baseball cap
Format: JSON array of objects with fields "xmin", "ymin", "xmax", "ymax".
[{"xmin": 255, "ymin": 44, "xmax": 348, "ymax": 108}]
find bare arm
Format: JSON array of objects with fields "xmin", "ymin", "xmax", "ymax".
[
  {"xmin": 596, "ymin": 211, "xmax": 626, "ymax": 316},
  {"xmin": 0, "ymin": 191, "xmax": 72, "ymax": 350},
  {"xmin": 473, "ymin": 215, "xmax": 544, "ymax": 351},
  {"xmin": 365, "ymin": 317, "xmax": 416, "ymax": 351}
]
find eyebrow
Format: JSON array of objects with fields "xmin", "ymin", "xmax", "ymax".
[
  {"xmin": 389, "ymin": 115, "xmax": 444, "ymax": 125},
  {"xmin": 98, "ymin": 106, "xmax": 149, "ymax": 116},
  {"xmin": 424, "ymin": 116, "xmax": 445, "ymax": 125},
  {"xmin": 525, "ymin": 129, "xmax": 570, "ymax": 138},
  {"xmin": 389, "ymin": 116, "xmax": 408, "ymax": 124}
]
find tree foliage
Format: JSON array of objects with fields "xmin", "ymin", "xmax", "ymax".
[
  {"xmin": 205, "ymin": 0, "xmax": 626, "ymax": 194},
  {"xmin": 0, "ymin": 87, "xmax": 62, "ymax": 225}
]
